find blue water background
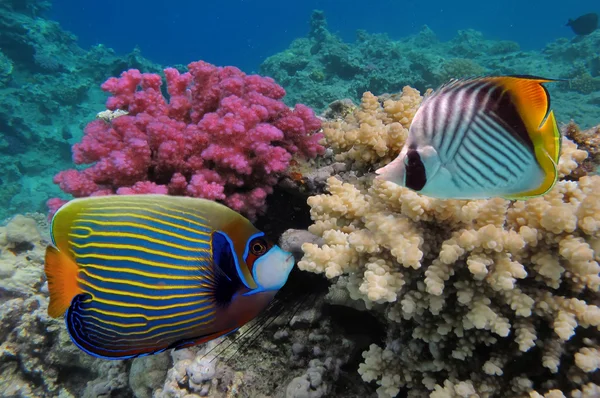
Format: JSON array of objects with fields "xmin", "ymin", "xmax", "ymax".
[{"xmin": 52, "ymin": 0, "xmax": 597, "ymax": 73}]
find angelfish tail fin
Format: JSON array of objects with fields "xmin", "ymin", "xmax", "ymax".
[{"xmin": 45, "ymin": 245, "xmax": 82, "ymax": 318}]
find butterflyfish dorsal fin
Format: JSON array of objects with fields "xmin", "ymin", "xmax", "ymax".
[{"xmin": 486, "ymin": 75, "xmax": 555, "ymax": 132}]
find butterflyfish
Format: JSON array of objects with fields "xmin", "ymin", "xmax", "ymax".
[
  {"xmin": 44, "ymin": 195, "xmax": 295, "ymax": 359},
  {"xmin": 376, "ymin": 75, "xmax": 561, "ymax": 200}
]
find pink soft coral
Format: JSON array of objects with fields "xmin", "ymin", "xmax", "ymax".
[{"xmin": 50, "ymin": 61, "xmax": 324, "ymax": 219}]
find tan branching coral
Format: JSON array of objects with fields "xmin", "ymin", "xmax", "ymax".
[
  {"xmin": 299, "ymin": 132, "xmax": 600, "ymax": 397},
  {"xmin": 321, "ymin": 87, "xmax": 423, "ymax": 168}
]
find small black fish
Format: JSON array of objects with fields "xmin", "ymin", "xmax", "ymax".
[{"xmin": 566, "ymin": 13, "xmax": 598, "ymax": 36}]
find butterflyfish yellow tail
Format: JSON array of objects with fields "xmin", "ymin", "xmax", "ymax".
[
  {"xmin": 45, "ymin": 245, "xmax": 83, "ymax": 318},
  {"xmin": 492, "ymin": 76, "xmax": 561, "ymax": 200},
  {"xmin": 507, "ymin": 110, "xmax": 560, "ymax": 199}
]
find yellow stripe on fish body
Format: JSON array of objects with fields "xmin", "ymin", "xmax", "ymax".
[
  {"xmin": 375, "ymin": 75, "xmax": 561, "ymax": 200},
  {"xmin": 44, "ymin": 195, "xmax": 296, "ymax": 359}
]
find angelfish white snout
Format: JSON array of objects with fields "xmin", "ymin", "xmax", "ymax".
[{"xmin": 252, "ymin": 246, "xmax": 295, "ymax": 291}]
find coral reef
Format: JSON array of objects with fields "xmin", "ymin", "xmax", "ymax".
[
  {"xmin": 0, "ymin": 214, "xmax": 46, "ymax": 297},
  {"xmin": 50, "ymin": 61, "xmax": 323, "ymax": 219},
  {"xmin": 298, "ymin": 89, "xmax": 600, "ymax": 397},
  {"xmin": 0, "ymin": 214, "xmax": 130, "ymax": 398},
  {"xmin": 321, "ymin": 88, "xmax": 422, "ymax": 169},
  {"xmin": 0, "ymin": 0, "xmax": 161, "ymax": 220},
  {"xmin": 564, "ymin": 122, "xmax": 600, "ymax": 178},
  {"xmin": 261, "ymin": 11, "xmax": 600, "ymax": 128},
  {"xmin": 3, "ymin": 3, "xmax": 600, "ymax": 398}
]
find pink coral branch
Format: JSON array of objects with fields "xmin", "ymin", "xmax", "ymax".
[{"xmin": 50, "ymin": 60, "xmax": 324, "ymax": 219}]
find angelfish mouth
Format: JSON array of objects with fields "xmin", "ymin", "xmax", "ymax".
[{"xmin": 286, "ymin": 254, "xmax": 294, "ymax": 264}]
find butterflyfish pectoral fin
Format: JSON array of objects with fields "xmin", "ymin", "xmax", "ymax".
[{"xmin": 45, "ymin": 245, "xmax": 83, "ymax": 318}]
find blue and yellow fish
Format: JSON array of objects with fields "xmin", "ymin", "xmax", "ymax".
[
  {"xmin": 376, "ymin": 75, "xmax": 561, "ymax": 200},
  {"xmin": 44, "ymin": 195, "xmax": 295, "ymax": 359}
]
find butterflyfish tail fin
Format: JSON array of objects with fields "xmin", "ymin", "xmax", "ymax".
[
  {"xmin": 503, "ymin": 114, "xmax": 560, "ymax": 201},
  {"xmin": 45, "ymin": 245, "xmax": 82, "ymax": 318}
]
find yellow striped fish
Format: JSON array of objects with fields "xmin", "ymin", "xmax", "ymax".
[
  {"xmin": 44, "ymin": 195, "xmax": 295, "ymax": 359},
  {"xmin": 376, "ymin": 75, "xmax": 562, "ymax": 200}
]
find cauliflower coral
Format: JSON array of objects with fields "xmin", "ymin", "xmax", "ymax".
[{"xmin": 299, "ymin": 88, "xmax": 600, "ymax": 397}]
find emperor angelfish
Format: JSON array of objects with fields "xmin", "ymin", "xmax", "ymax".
[
  {"xmin": 376, "ymin": 75, "xmax": 561, "ymax": 200},
  {"xmin": 44, "ymin": 195, "xmax": 295, "ymax": 359}
]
